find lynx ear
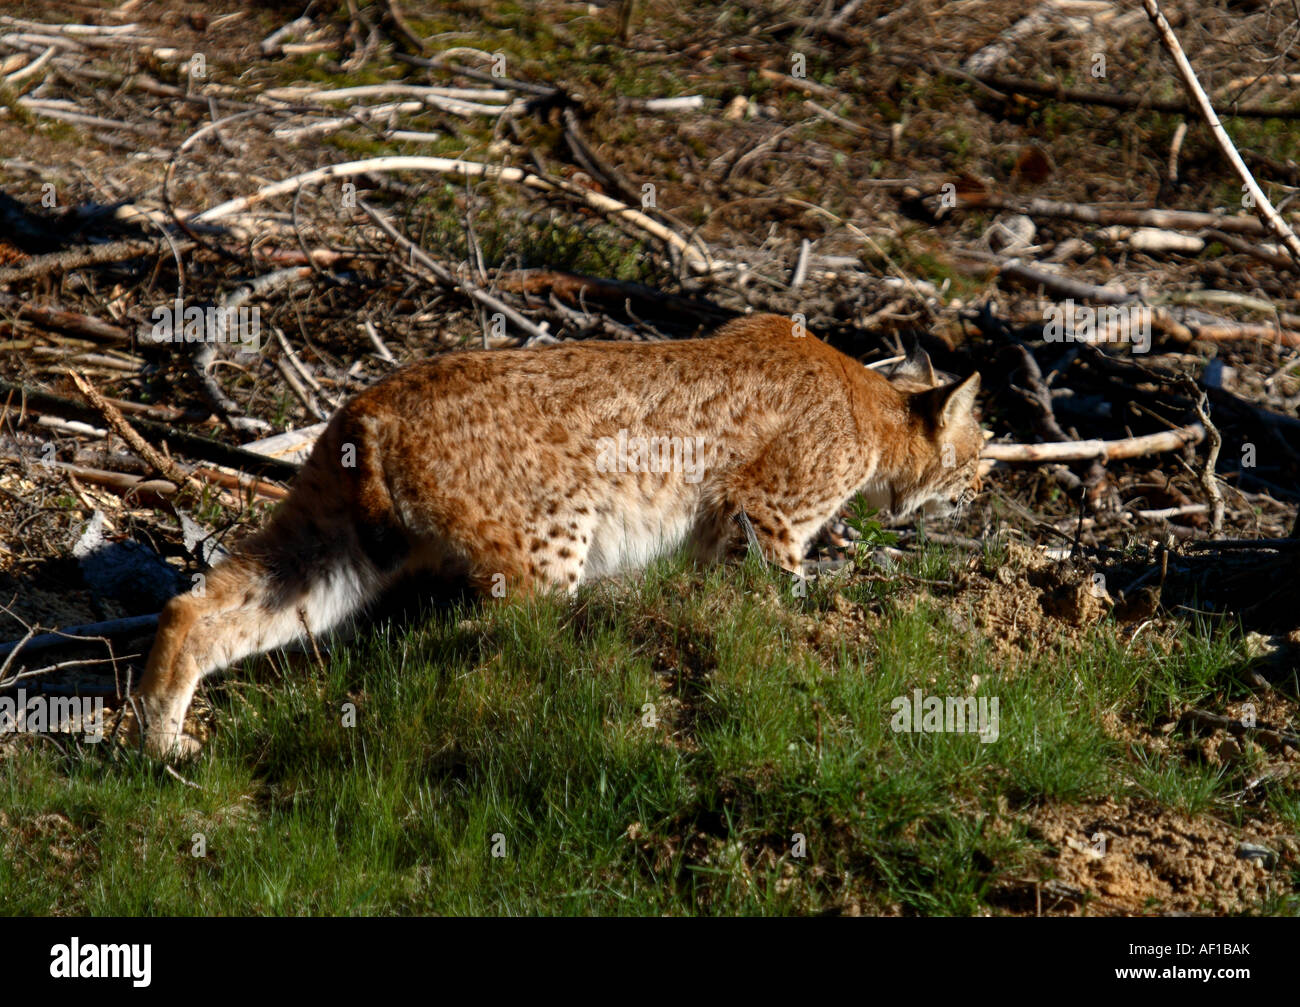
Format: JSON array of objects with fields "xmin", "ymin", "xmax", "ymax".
[
  {"xmin": 894, "ymin": 339, "xmax": 936, "ymax": 385},
  {"xmin": 939, "ymin": 372, "xmax": 981, "ymax": 428}
]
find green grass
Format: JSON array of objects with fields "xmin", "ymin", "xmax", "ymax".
[{"xmin": 0, "ymin": 548, "xmax": 1288, "ymax": 915}]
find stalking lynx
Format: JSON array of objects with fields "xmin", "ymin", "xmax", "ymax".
[{"xmin": 136, "ymin": 313, "xmax": 983, "ymax": 757}]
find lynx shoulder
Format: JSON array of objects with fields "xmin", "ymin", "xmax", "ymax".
[{"xmin": 136, "ymin": 313, "xmax": 983, "ymax": 758}]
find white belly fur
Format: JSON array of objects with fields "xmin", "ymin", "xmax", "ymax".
[{"xmin": 584, "ymin": 502, "xmax": 694, "ymax": 580}]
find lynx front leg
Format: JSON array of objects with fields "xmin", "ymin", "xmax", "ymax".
[{"xmin": 694, "ymin": 497, "xmax": 806, "ymax": 576}]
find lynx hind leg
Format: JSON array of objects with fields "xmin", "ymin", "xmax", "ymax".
[
  {"xmin": 135, "ymin": 530, "xmax": 383, "ymax": 758},
  {"xmin": 136, "ymin": 412, "xmax": 401, "ymax": 759}
]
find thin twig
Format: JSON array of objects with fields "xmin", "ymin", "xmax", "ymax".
[{"xmin": 1142, "ymin": 0, "xmax": 1300, "ymax": 266}]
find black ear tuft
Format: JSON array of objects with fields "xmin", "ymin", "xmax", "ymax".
[{"xmin": 893, "ymin": 337, "xmax": 936, "ymax": 385}]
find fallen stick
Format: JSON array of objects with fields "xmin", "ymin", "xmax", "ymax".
[
  {"xmin": 15, "ymin": 99, "xmax": 159, "ymax": 134},
  {"xmin": 263, "ymin": 83, "xmax": 511, "ymax": 103},
  {"xmin": 0, "ymin": 292, "xmax": 132, "ymax": 343},
  {"xmin": 10, "ymin": 455, "xmax": 271, "ymax": 508},
  {"xmin": 1198, "ymin": 229, "xmax": 1295, "ymax": 271},
  {"xmin": 895, "ymin": 58, "xmax": 1300, "ymax": 120},
  {"xmin": 239, "ymin": 422, "xmax": 326, "ymax": 465},
  {"xmin": 1134, "ymin": 504, "xmax": 1209, "ymax": 520},
  {"xmin": 0, "ymin": 17, "xmax": 142, "ymax": 35},
  {"xmin": 1184, "ymin": 538, "xmax": 1300, "ymax": 551},
  {"xmin": 0, "ymin": 42, "xmax": 53, "ymax": 84},
  {"xmin": 363, "ymin": 320, "xmax": 397, "ymax": 363},
  {"xmin": 1143, "ymin": 0, "xmax": 1300, "ymax": 267},
  {"xmin": 68, "ymin": 372, "xmax": 202, "ymax": 494},
  {"xmin": 359, "ymin": 200, "xmax": 552, "ymax": 343},
  {"xmin": 637, "ymin": 96, "xmax": 706, "ymax": 112},
  {"xmin": 383, "ymin": 0, "xmax": 428, "ymax": 53},
  {"xmin": 0, "ymin": 379, "xmax": 303, "ymax": 480},
  {"xmin": 1180, "ymin": 708, "xmax": 1300, "ymax": 749},
  {"xmin": 191, "ymin": 465, "xmax": 289, "ymax": 501},
  {"xmin": 189, "ymin": 155, "xmax": 713, "ymax": 273},
  {"xmin": 1183, "ymin": 379, "xmax": 1225, "ymax": 534},
  {"xmin": 997, "ymin": 258, "xmax": 1138, "ymax": 304},
  {"xmin": 562, "ymin": 106, "xmax": 642, "ymax": 206},
  {"xmin": 490, "ymin": 267, "xmax": 733, "ymax": 322},
  {"xmin": 0, "ymin": 237, "xmax": 188, "ymax": 286},
  {"xmin": 28, "ymin": 459, "xmax": 179, "ymax": 507},
  {"xmin": 259, "ymin": 14, "xmax": 312, "ymax": 54},
  {"xmin": 1181, "ymin": 322, "xmax": 1300, "ymax": 349},
  {"xmin": 969, "ymin": 195, "xmax": 1271, "ymax": 236},
  {"xmin": 981, "ymin": 423, "xmax": 1205, "ymax": 463},
  {"xmin": 0, "ymin": 614, "xmax": 157, "ymax": 664}
]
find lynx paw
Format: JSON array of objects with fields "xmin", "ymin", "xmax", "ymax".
[
  {"xmin": 147, "ymin": 731, "xmax": 204, "ymax": 761},
  {"xmin": 140, "ymin": 720, "xmax": 204, "ymax": 761}
]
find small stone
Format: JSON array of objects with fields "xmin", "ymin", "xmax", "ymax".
[{"xmin": 1235, "ymin": 843, "xmax": 1277, "ymax": 870}]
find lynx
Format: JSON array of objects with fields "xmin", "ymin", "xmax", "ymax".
[{"xmin": 136, "ymin": 313, "xmax": 983, "ymax": 757}]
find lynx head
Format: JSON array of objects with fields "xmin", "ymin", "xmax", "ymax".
[{"xmin": 885, "ymin": 341, "xmax": 984, "ymax": 520}]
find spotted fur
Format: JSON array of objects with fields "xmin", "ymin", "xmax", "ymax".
[{"xmin": 136, "ymin": 313, "xmax": 983, "ymax": 757}]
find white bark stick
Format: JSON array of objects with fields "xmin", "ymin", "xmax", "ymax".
[
  {"xmin": 1142, "ymin": 0, "xmax": 1300, "ymax": 266},
  {"xmin": 981, "ymin": 423, "xmax": 1205, "ymax": 463},
  {"xmin": 189, "ymin": 155, "xmax": 711, "ymax": 272}
]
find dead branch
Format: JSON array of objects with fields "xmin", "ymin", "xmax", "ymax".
[
  {"xmin": 1182, "ymin": 378, "xmax": 1226, "ymax": 534},
  {"xmin": 1180, "ymin": 708, "xmax": 1300, "ymax": 749},
  {"xmin": 997, "ymin": 258, "xmax": 1138, "ymax": 304},
  {"xmin": 1010, "ymin": 343, "xmax": 1071, "ymax": 442},
  {"xmin": 1183, "ymin": 538, "xmax": 1300, "ymax": 551},
  {"xmin": 1142, "ymin": 0, "xmax": 1300, "ymax": 267},
  {"xmin": 191, "ymin": 466, "xmax": 289, "ymax": 502},
  {"xmin": 240, "ymin": 423, "xmax": 327, "ymax": 466},
  {"xmin": 0, "ymin": 237, "xmax": 188, "ymax": 286},
  {"xmin": 490, "ymin": 268, "xmax": 733, "ymax": 324},
  {"xmin": 895, "ymin": 58, "xmax": 1300, "ymax": 121},
  {"xmin": 382, "ymin": 0, "xmax": 428, "ymax": 53},
  {"xmin": 359, "ymin": 199, "xmax": 552, "ymax": 344},
  {"xmin": 968, "ymin": 195, "xmax": 1272, "ymax": 237},
  {"xmin": 0, "ymin": 292, "xmax": 132, "ymax": 344},
  {"xmin": 0, "ymin": 379, "xmax": 302, "ymax": 480},
  {"xmin": 19, "ymin": 458, "xmax": 179, "ymax": 507},
  {"xmin": 189, "ymin": 155, "xmax": 713, "ymax": 273},
  {"xmin": 68, "ymin": 372, "xmax": 203, "ymax": 493},
  {"xmin": 982, "ymin": 423, "xmax": 1205, "ymax": 463}
]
